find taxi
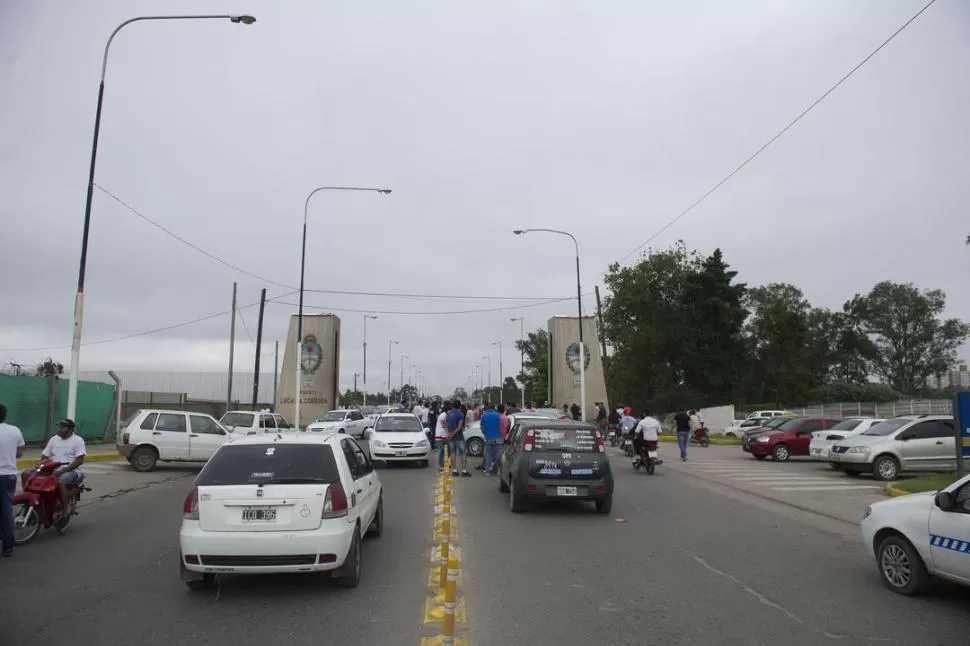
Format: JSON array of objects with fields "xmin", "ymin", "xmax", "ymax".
[{"xmin": 860, "ymin": 473, "xmax": 970, "ymax": 595}]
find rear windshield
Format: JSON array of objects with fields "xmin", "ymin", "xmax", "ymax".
[
  {"xmin": 196, "ymin": 444, "xmax": 340, "ymax": 486},
  {"xmin": 375, "ymin": 416, "xmax": 423, "ymax": 432},
  {"xmin": 530, "ymin": 427, "xmax": 597, "ymax": 452},
  {"xmin": 221, "ymin": 412, "xmax": 254, "ymax": 428},
  {"xmin": 829, "ymin": 419, "xmax": 863, "ymax": 431}
]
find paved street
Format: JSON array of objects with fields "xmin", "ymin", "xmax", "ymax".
[{"xmin": 2, "ymin": 452, "xmax": 968, "ymax": 646}]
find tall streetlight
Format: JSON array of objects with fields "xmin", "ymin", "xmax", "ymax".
[
  {"xmin": 474, "ymin": 364, "xmax": 482, "ymax": 401},
  {"xmin": 386, "ymin": 340, "xmax": 399, "ymax": 406},
  {"xmin": 399, "ymin": 354, "xmax": 409, "ymax": 394},
  {"xmin": 510, "ymin": 317, "xmax": 526, "ymax": 406},
  {"xmin": 362, "ymin": 315, "xmax": 378, "ymax": 407},
  {"xmin": 66, "ymin": 13, "xmax": 257, "ymax": 420},
  {"xmin": 481, "ymin": 354, "xmax": 491, "ymax": 402},
  {"xmin": 513, "ymin": 228, "xmax": 585, "ymax": 420},
  {"xmin": 295, "ymin": 186, "xmax": 391, "ymax": 429},
  {"xmin": 492, "ymin": 341, "xmax": 504, "ymax": 404}
]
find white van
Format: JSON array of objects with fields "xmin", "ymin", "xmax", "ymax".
[{"xmin": 118, "ymin": 409, "xmax": 241, "ymax": 472}]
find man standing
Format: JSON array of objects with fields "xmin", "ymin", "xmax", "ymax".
[
  {"xmin": 29, "ymin": 418, "xmax": 86, "ymax": 517},
  {"xmin": 479, "ymin": 403, "xmax": 502, "ymax": 476},
  {"xmin": 674, "ymin": 407, "xmax": 692, "ymax": 461},
  {"xmin": 447, "ymin": 400, "xmax": 469, "ymax": 477},
  {"xmin": 0, "ymin": 404, "xmax": 25, "ymax": 557},
  {"xmin": 435, "ymin": 402, "xmax": 451, "ymax": 471},
  {"xmin": 570, "ymin": 402, "xmax": 581, "ymax": 421}
]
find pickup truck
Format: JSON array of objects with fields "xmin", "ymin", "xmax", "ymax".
[{"xmin": 219, "ymin": 410, "xmax": 295, "ymax": 434}]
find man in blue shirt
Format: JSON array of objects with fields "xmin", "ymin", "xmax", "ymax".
[
  {"xmin": 446, "ymin": 400, "xmax": 469, "ymax": 477},
  {"xmin": 479, "ymin": 403, "xmax": 502, "ymax": 476}
]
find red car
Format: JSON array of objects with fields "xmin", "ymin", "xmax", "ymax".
[{"xmin": 748, "ymin": 417, "xmax": 842, "ymax": 461}]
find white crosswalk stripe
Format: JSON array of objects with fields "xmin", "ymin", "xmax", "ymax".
[{"xmin": 673, "ymin": 460, "xmax": 881, "ymax": 492}]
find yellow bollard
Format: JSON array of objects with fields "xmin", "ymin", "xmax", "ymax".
[
  {"xmin": 438, "ymin": 502, "xmax": 451, "ymax": 586},
  {"xmin": 442, "ymin": 554, "xmax": 458, "ymax": 639}
]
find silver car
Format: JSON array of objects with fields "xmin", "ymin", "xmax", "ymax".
[{"xmin": 829, "ymin": 415, "xmax": 957, "ymax": 481}]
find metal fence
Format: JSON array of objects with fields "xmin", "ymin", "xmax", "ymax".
[
  {"xmin": 120, "ymin": 391, "xmax": 274, "ymax": 424},
  {"xmin": 789, "ymin": 399, "xmax": 953, "ymax": 419}
]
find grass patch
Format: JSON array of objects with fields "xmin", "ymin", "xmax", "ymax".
[
  {"xmin": 658, "ymin": 434, "xmax": 740, "ymax": 445},
  {"xmin": 893, "ymin": 472, "xmax": 959, "ymax": 494}
]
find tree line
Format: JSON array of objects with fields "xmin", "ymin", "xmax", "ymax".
[{"xmin": 513, "ymin": 242, "xmax": 969, "ymax": 413}]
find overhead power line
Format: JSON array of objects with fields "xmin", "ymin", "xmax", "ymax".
[
  {"xmin": 267, "ymin": 294, "xmax": 591, "ymax": 316},
  {"xmin": 591, "ymin": 0, "xmax": 938, "ymax": 285}
]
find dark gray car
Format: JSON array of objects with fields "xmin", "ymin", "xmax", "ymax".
[{"xmin": 497, "ymin": 419, "xmax": 613, "ymax": 514}]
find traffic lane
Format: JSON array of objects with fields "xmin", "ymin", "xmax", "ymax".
[
  {"xmin": 0, "ymin": 462, "xmax": 436, "ymax": 646},
  {"xmin": 456, "ymin": 463, "xmax": 970, "ymax": 646},
  {"xmin": 14, "ymin": 460, "xmax": 201, "ymax": 505}
]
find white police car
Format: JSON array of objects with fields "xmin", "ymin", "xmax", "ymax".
[{"xmin": 861, "ymin": 473, "xmax": 970, "ymax": 595}]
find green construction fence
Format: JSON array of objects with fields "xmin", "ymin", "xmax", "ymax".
[{"xmin": 0, "ymin": 373, "xmax": 115, "ymax": 444}]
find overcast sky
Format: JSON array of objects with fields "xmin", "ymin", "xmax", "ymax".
[{"xmin": 1, "ymin": 0, "xmax": 968, "ymax": 398}]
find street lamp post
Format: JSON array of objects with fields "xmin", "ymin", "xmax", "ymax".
[
  {"xmin": 399, "ymin": 355, "xmax": 409, "ymax": 395},
  {"xmin": 481, "ymin": 355, "xmax": 491, "ymax": 403},
  {"xmin": 510, "ymin": 317, "xmax": 525, "ymax": 406},
  {"xmin": 513, "ymin": 228, "xmax": 585, "ymax": 420},
  {"xmin": 492, "ymin": 341, "xmax": 503, "ymax": 404},
  {"xmin": 387, "ymin": 340, "xmax": 399, "ymax": 406},
  {"xmin": 362, "ymin": 315, "xmax": 378, "ymax": 407},
  {"xmin": 295, "ymin": 186, "xmax": 391, "ymax": 429},
  {"xmin": 66, "ymin": 13, "xmax": 257, "ymax": 420}
]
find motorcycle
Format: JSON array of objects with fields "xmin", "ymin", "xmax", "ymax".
[
  {"xmin": 633, "ymin": 440, "xmax": 662, "ymax": 475},
  {"xmin": 690, "ymin": 427, "xmax": 711, "ymax": 448},
  {"xmin": 620, "ymin": 434, "xmax": 635, "ymax": 457},
  {"xmin": 607, "ymin": 425, "xmax": 619, "ymax": 447},
  {"xmin": 12, "ymin": 460, "xmax": 91, "ymax": 545}
]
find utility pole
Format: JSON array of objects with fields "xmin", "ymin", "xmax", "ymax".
[
  {"xmin": 226, "ymin": 282, "xmax": 237, "ymax": 413},
  {"xmin": 273, "ymin": 340, "xmax": 279, "ymax": 409},
  {"xmin": 251, "ymin": 288, "xmax": 266, "ymax": 408},
  {"xmin": 353, "ymin": 371, "xmax": 359, "ymax": 393},
  {"xmin": 492, "ymin": 341, "xmax": 504, "ymax": 404},
  {"xmin": 363, "ymin": 315, "xmax": 377, "ymax": 407},
  {"xmin": 594, "ymin": 285, "xmax": 608, "ymax": 360}
]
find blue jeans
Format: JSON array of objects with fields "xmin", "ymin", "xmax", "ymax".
[
  {"xmin": 677, "ymin": 431, "xmax": 690, "ymax": 458},
  {"xmin": 0, "ymin": 474, "xmax": 16, "ymax": 553},
  {"xmin": 484, "ymin": 439, "xmax": 503, "ymax": 474},
  {"xmin": 436, "ymin": 439, "xmax": 449, "ymax": 469}
]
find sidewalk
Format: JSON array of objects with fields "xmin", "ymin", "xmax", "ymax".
[{"xmin": 16, "ymin": 443, "xmax": 122, "ymax": 469}]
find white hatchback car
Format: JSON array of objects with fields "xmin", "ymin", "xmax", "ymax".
[
  {"xmin": 363, "ymin": 413, "xmax": 431, "ymax": 466},
  {"xmin": 179, "ymin": 433, "xmax": 383, "ymax": 590},
  {"xmin": 861, "ymin": 473, "xmax": 970, "ymax": 595},
  {"xmin": 808, "ymin": 417, "xmax": 885, "ymax": 462},
  {"xmin": 118, "ymin": 409, "xmax": 241, "ymax": 472}
]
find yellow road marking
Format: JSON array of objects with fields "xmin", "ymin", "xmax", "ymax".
[{"xmin": 423, "ymin": 597, "xmax": 468, "ymax": 624}]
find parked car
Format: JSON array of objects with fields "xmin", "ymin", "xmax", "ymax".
[
  {"xmin": 497, "ymin": 419, "xmax": 613, "ymax": 514},
  {"xmin": 306, "ymin": 409, "xmax": 369, "ymax": 437},
  {"xmin": 740, "ymin": 416, "xmax": 792, "ymax": 450},
  {"xmin": 860, "ymin": 473, "xmax": 969, "ymax": 595},
  {"xmin": 464, "ymin": 412, "xmax": 553, "ymax": 457},
  {"xmin": 808, "ymin": 417, "xmax": 885, "ymax": 463},
  {"xmin": 746, "ymin": 417, "xmax": 842, "ymax": 461},
  {"xmin": 220, "ymin": 410, "xmax": 294, "ymax": 435},
  {"xmin": 744, "ymin": 409, "xmax": 795, "ymax": 422},
  {"xmin": 118, "ymin": 409, "xmax": 241, "ymax": 472},
  {"xmin": 830, "ymin": 415, "xmax": 957, "ymax": 481},
  {"xmin": 724, "ymin": 418, "xmax": 768, "ymax": 438},
  {"xmin": 362, "ymin": 413, "xmax": 431, "ymax": 466},
  {"xmin": 179, "ymin": 432, "xmax": 382, "ymax": 590}
]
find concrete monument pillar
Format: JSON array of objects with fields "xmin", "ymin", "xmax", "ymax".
[
  {"xmin": 277, "ymin": 314, "xmax": 341, "ymax": 428},
  {"xmin": 547, "ymin": 315, "xmax": 608, "ymax": 420}
]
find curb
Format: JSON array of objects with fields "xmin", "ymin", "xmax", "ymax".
[
  {"xmin": 884, "ymin": 484, "xmax": 910, "ymax": 497},
  {"xmin": 16, "ymin": 452, "xmax": 122, "ymax": 469}
]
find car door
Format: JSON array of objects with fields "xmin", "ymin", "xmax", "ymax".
[
  {"xmin": 338, "ymin": 440, "xmax": 364, "ymax": 524},
  {"xmin": 273, "ymin": 415, "xmax": 292, "ymax": 431},
  {"xmin": 896, "ymin": 421, "xmax": 948, "ymax": 472},
  {"xmin": 792, "ymin": 419, "xmax": 822, "ymax": 454},
  {"xmin": 348, "ymin": 410, "xmax": 368, "ymax": 437},
  {"xmin": 259, "ymin": 413, "xmax": 277, "ymax": 434},
  {"xmin": 152, "ymin": 412, "xmax": 190, "ymax": 460},
  {"xmin": 349, "ymin": 439, "xmax": 378, "ymax": 527},
  {"xmin": 927, "ymin": 420, "xmax": 957, "ymax": 471},
  {"xmin": 188, "ymin": 414, "xmax": 229, "ymax": 460},
  {"xmin": 501, "ymin": 424, "xmax": 524, "ymax": 478},
  {"xmin": 927, "ymin": 480, "xmax": 970, "ymax": 584}
]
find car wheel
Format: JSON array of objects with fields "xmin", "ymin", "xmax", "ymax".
[
  {"xmin": 753, "ymin": 455, "xmax": 767, "ymax": 460},
  {"xmin": 508, "ymin": 478, "xmax": 526, "ymax": 513},
  {"xmin": 498, "ymin": 473, "xmax": 509, "ymax": 493},
  {"xmin": 872, "ymin": 455, "xmax": 900, "ymax": 482},
  {"xmin": 130, "ymin": 447, "xmax": 158, "ymax": 472},
  {"xmin": 334, "ymin": 527, "xmax": 362, "ymax": 588},
  {"xmin": 772, "ymin": 444, "xmax": 790, "ymax": 462},
  {"xmin": 877, "ymin": 534, "xmax": 930, "ymax": 596},
  {"xmin": 420, "ymin": 459, "xmax": 429, "ymax": 468},
  {"xmin": 366, "ymin": 495, "xmax": 383, "ymax": 538},
  {"xmin": 595, "ymin": 496, "xmax": 613, "ymax": 514},
  {"xmin": 829, "ymin": 462, "xmax": 842, "ymax": 470},
  {"xmin": 466, "ymin": 438, "xmax": 485, "ymax": 458}
]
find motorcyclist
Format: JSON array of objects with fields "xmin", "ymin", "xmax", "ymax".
[
  {"xmin": 619, "ymin": 407, "xmax": 637, "ymax": 439},
  {"xmin": 23, "ymin": 419, "xmax": 85, "ymax": 517},
  {"xmin": 633, "ymin": 410, "xmax": 662, "ymax": 461}
]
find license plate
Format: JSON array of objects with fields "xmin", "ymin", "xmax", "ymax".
[
  {"xmin": 556, "ymin": 486, "xmax": 578, "ymax": 496},
  {"xmin": 395, "ymin": 450, "xmax": 407, "ymax": 457},
  {"xmin": 648, "ymin": 450, "xmax": 657, "ymax": 458},
  {"xmin": 241, "ymin": 508, "xmax": 276, "ymax": 522}
]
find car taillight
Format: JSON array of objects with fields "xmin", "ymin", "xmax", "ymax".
[
  {"xmin": 122, "ymin": 432, "xmax": 130, "ymax": 445},
  {"xmin": 183, "ymin": 485, "xmax": 199, "ymax": 520},
  {"xmin": 594, "ymin": 430, "xmax": 605, "ymax": 454},
  {"xmin": 522, "ymin": 429, "xmax": 535, "ymax": 452},
  {"xmin": 323, "ymin": 481, "xmax": 348, "ymax": 519}
]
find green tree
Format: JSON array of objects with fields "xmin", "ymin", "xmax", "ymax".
[
  {"xmin": 501, "ymin": 376, "xmax": 520, "ymax": 405},
  {"xmin": 452, "ymin": 387, "xmax": 469, "ymax": 401},
  {"xmin": 514, "ymin": 328, "xmax": 549, "ymax": 405},
  {"xmin": 35, "ymin": 357, "xmax": 64, "ymax": 378},
  {"xmin": 854, "ymin": 281, "xmax": 970, "ymax": 393}
]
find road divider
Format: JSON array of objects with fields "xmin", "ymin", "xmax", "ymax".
[{"xmin": 16, "ymin": 451, "xmax": 122, "ymax": 469}]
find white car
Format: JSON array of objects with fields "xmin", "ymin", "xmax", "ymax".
[
  {"xmin": 362, "ymin": 413, "xmax": 431, "ymax": 466},
  {"xmin": 118, "ymin": 409, "xmax": 241, "ymax": 472},
  {"xmin": 861, "ymin": 473, "xmax": 970, "ymax": 595},
  {"xmin": 220, "ymin": 410, "xmax": 295, "ymax": 434},
  {"xmin": 809, "ymin": 417, "xmax": 885, "ymax": 462},
  {"xmin": 306, "ymin": 409, "xmax": 369, "ymax": 437},
  {"xmin": 179, "ymin": 433, "xmax": 382, "ymax": 590},
  {"xmin": 722, "ymin": 418, "xmax": 766, "ymax": 438}
]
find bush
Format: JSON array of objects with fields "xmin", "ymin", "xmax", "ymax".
[{"xmin": 809, "ymin": 382, "xmax": 902, "ymax": 404}]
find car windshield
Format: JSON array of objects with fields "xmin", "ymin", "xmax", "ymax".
[
  {"xmin": 375, "ymin": 416, "xmax": 423, "ymax": 432},
  {"xmin": 315, "ymin": 411, "xmax": 346, "ymax": 422},
  {"xmin": 776, "ymin": 418, "xmax": 807, "ymax": 431},
  {"xmin": 196, "ymin": 444, "xmax": 340, "ymax": 486},
  {"xmin": 829, "ymin": 419, "xmax": 863, "ymax": 431},
  {"xmin": 220, "ymin": 412, "xmax": 254, "ymax": 427},
  {"xmin": 531, "ymin": 426, "xmax": 598, "ymax": 451},
  {"xmin": 764, "ymin": 417, "xmax": 789, "ymax": 428},
  {"xmin": 862, "ymin": 418, "xmax": 910, "ymax": 436}
]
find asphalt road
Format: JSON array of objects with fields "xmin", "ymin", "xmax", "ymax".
[{"xmin": 3, "ymin": 452, "xmax": 968, "ymax": 646}]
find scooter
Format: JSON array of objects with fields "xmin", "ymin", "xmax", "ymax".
[
  {"xmin": 690, "ymin": 427, "xmax": 711, "ymax": 448},
  {"xmin": 12, "ymin": 460, "xmax": 91, "ymax": 545},
  {"xmin": 633, "ymin": 441, "xmax": 663, "ymax": 475}
]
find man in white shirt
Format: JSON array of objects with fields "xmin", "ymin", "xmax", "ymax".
[
  {"xmin": 28, "ymin": 418, "xmax": 86, "ymax": 518},
  {"xmin": 0, "ymin": 404, "xmax": 25, "ymax": 557},
  {"xmin": 434, "ymin": 403, "xmax": 451, "ymax": 472},
  {"xmin": 633, "ymin": 411, "xmax": 662, "ymax": 459}
]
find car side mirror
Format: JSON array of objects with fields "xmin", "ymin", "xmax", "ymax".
[{"xmin": 934, "ymin": 491, "xmax": 955, "ymax": 511}]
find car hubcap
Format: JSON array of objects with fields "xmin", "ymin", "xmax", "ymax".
[
  {"xmin": 879, "ymin": 460, "xmax": 896, "ymax": 480},
  {"xmin": 881, "ymin": 544, "xmax": 911, "ymax": 587},
  {"xmin": 777, "ymin": 448, "xmax": 788, "ymax": 460}
]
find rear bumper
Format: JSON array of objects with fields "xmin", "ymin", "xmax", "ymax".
[
  {"xmin": 808, "ymin": 440, "xmax": 833, "ymax": 460},
  {"xmin": 179, "ymin": 519, "xmax": 355, "ymax": 574},
  {"xmin": 117, "ymin": 444, "xmax": 134, "ymax": 458},
  {"xmin": 518, "ymin": 477, "xmax": 612, "ymax": 501}
]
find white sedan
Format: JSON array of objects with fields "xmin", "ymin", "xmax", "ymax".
[
  {"xmin": 363, "ymin": 413, "xmax": 431, "ymax": 466},
  {"xmin": 809, "ymin": 418, "xmax": 885, "ymax": 463},
  {"xmin": 860, "ymin": 473, "xmax": 970, "ymax": 595},
  {"xmin": 179, "ymin": 433, "xmax": 382, "ymax": 590}
]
